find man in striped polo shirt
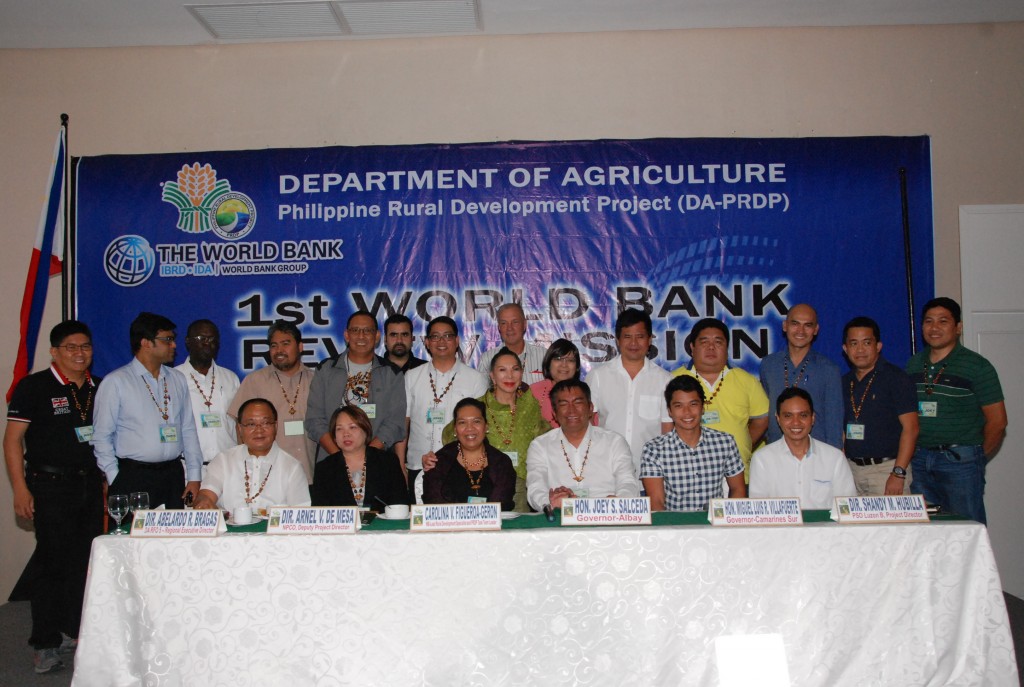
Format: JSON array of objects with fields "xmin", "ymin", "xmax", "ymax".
[{"xmin": 905, "ymin": 297, "xmax": 1006, "ymax": 524}]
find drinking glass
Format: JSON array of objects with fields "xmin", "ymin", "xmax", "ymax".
[
  {"xmin": 129, "ymin": 491, "xmax": 150, "ymax": 514},
  {"xmin": 107, "ymin": 494, "xmax": 129, "ymax": 535}
]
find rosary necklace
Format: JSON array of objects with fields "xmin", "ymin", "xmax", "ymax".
[
  {"xmin": 700, "ymin": 372, "xmax": 726, "ymax": 408},
  {"xmin": 560, "ymin": 438, "xmax": 591, "ymax": 483},
  {"xmin": 345, "ymin": 457, "xmax": 367, "ymax": 504},
  {"xmin": 189, "ymin": 366, "xmax": 216, "ymax": 409},
  {"xmin": 848, "ymin": 369, "xmax": 878, "ymax": 421},
  {"xmin": 274, "ymin": 371, "xmax": 302, "ymax": 415},
  {"xmin": 458, "ymin": 443, "xmax": 488, "ymax": 492},
  {"xmin": 142, "ymin": 375, "xmax": 170, "ymax": 421},
  {"xmin": 783, "ymin": 357, "xmax": 810, "ymax": 389},
  {"xmin": 429, "ymin": 370, "xmax": 458, "ymax": 405},
  {"xmin": 492, "ymin": 391, "xmax": 519, "ymax": 446},
  {"xmin": 923, "ymin": 361, "xmax": 949, "ymax": 395},
  {"xmin": 244, "ymin": 460, "xmax": 274, "ymax": 504},
  {"xmin": 68, "ymin": 373, "xmax": 94, "ymax": 423}
]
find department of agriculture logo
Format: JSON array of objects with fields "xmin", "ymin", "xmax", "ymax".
[
  {"xmin": 160, "ymin": 162, "xmax": 256, "ymax": 239},
  {"xmin": 103, "ymin": 235, "xmax": 156, "ymax": 287}
]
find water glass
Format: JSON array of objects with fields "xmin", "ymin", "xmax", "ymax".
[
  {"xmin": 129, "ymin": 491, "xmax": 150, "ymax": 513},
  {"xmin": 107, "ymin": 494, "xmax": 129, "ymax": 535}
]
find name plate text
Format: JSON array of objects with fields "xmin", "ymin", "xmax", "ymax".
[
  {"xmin": 833, "ymin": 495, "xmax": 929, "ymax": 523},
  {"xmin": 561, "ymin": 497, "xmax": 652, "ymax": 526},
  {"xmin": 267, "ymin": 507, "xmax": 360, "ymax": 534},
  {"xmin": 410, "ymin": 503, "xmax": 501, "ymax": 531},
  {"xmin": 131, "ymin": 509, "xmax": 220, "ymax": 537},
  {"xmin": 708, "ymin": 498, "xmax": 803, "ymax": 526}
]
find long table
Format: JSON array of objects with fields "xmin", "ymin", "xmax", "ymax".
[{"xmin": 71, "ymin": 513, "xmax": 1019, "ymax": 686}]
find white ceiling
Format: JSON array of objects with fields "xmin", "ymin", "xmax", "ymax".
[{"xmin": 2, "ymin": 0, "xmax": 1023, "ymax": 49}]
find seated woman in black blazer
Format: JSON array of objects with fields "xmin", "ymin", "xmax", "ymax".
[
  {"xmin": 422, "ymin": 398, "xmax": 516, "ymax": 510},
  {"xmin": 311, "ymin": 404, "xmax": 409, "ymax": 510}
]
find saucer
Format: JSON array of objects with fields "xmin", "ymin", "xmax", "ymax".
[{"xmin": 377, "ymin": 513, "xmax": 410, "ymax": 521}]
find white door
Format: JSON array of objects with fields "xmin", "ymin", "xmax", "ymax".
[{"xmin": 960, "ymin": 204, "xmax": 1024, "ymax": 597}]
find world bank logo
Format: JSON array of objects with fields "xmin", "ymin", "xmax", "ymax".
[{"xmin": 103, "ymin": 235, "xmax": 156, "ymax": 287}]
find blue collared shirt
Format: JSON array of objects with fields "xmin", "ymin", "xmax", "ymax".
[
  {"xmin": 759, "ymin": 349, "xmax": 843, "ymax": 449},
  {"xmin": 92, "ymin": 357, "xmax": 204, "ymax": 483}
]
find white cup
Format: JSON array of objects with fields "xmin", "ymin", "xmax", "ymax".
[
  {"xmin": 232, "ymin": 505, "xmax": 253, "ymax": 525},
  {"xmin": 384, "ymin": 504, "xmax": 409, "ymax": 519}
]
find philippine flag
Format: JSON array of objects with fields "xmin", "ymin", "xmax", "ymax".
[{"xmin": 6, "ymin": 129, "xmax": 65, "ymax": 402}]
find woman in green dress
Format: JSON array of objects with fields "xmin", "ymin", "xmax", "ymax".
[{"xmin": 441, "ymin": 347, "xmax": 550, "ymax": 512}]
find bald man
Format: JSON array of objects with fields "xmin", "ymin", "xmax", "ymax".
[{"xmin": 759, "ymin": 304, "xmax": 842, "ymax": 448}]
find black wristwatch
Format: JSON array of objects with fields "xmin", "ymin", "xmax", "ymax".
[{"xmin": 891, "ymin": 466, "xmax": 907, "ymax": 479}]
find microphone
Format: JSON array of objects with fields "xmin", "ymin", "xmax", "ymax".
[{"xmin": 543, "ymin": 505, "xmax": 555, "ymax": 523}]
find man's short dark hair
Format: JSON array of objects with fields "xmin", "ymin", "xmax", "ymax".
[
  {"xmin": 384, "ymin": 313, "xmax": 413, "ymax": 332},
  {"xmin": 267, "ymin": 320, "xmax": 302, "ymax": 344},
  {"xmin": 776, "ymin": 387, "xmax": 814, "ymax": 415},
  {"xmin": 130, "ymin": 312, "xmax": 176, "ymax": 353},
  {"xmin": 684, "ymin": 318, "xmax": 729, "ymax": 356},
  {"xmin": 664, "ymin": 375, "xmax": 705, "ymax": 408},
  {"xmin": 186, "ymin": 319, "xmax": 218, "ymax": 338},
  {"xmin": 346, "ymin": 310, "xmax": 378, "ymax": 331},
  {"xmin": 842, "ymin": 316, "xmax": 880, "ymax": 343},
  {"xmin": 426, "ymin": 316, "xmax": 459, "ymax": 338},
  {"xmin": 615, "ymin": 308, "xmax": 653, "ymax": 337},
  {"xmin": 551, "ymin": 379, "xmax": 592, "ymax": 404},
  {"xmin": 542, "ymin": 338, "xmax": 582, "ymax": 381},
  {"xmin": 237, "ymin": 397, "xmax": 279, "ymax": 424},
  {"xmin": 50, "ymin": 320, "xmax": 92, "ymax": 348},
  {"xmin": 922, "ymin": 297, "xmax": 962, "ymax": 324}
]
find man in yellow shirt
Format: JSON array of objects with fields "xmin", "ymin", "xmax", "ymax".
[{"xmin": 672, "ymin": 318, "xmax": 769, "ymax": 479}]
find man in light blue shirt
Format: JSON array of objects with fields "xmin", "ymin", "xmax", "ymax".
[{"xmin": 92, "ymin": 312, "xmax": 204, "ymax": 509}]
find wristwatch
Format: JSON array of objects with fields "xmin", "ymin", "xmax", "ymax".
[{"xmin": 891, "ymin": 466, "xmax": 907, "ymax": 479}]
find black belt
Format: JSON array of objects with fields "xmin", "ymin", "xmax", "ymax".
[
  {"xmin": 117, "ymin": 456, "xmax": 183, "ymax": 470},
  {"xmin": 923, "ymin": 444, "xmax": 960, "ymax": 451},
  {"xmin": 28, "ymin": 464, "xmax": 95, "ymax": 478},
  {"xmin": 847, "ymin": 456, "xmax": 893, "ymax": 466},
  {"xmin": 178, "ymin": 457, "xmax": 211, "ymax": 466}
]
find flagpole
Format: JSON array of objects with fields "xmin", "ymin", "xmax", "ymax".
[{"xmin": 60, "ymin": 113, "xmax": 70, "ymax": 321}]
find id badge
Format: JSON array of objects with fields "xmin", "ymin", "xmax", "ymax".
[
  {"xmin": 200, "ymin": 412, "xmax": 223, "ymax": 429},
  {"xmin": 361, "ymin": 403, "xmax": 377, "ymax": 419},
  {"xmin": 505, "ymin": 451, "xmax": 519, "ymax": 468},
  {"xmin": 702, "ymin": 410, "xmax": 721, "ymax": 425},
  {"xmin": 846, "ymin": 423, "xmax": 865, "ymax": 440},
  {"xmin": 468, "ymin": 496, "xmax": 487, "ymax": 504},
  {"xmin": 427, "ymin": 408, "xmax": 446, "ymax": 425},
  {"xmin": 159, "ymin": 425, "xmax": 179, "ymax": 443},
  {"xmin": 918, "ymin": 401, "xmax": 938, "ymax": 418},
  {"xmin": 284, "ymin": 420, "xmax": 305, "ymax": 436},
  {"xmin": 74, "ymin": 425, "xmax": 94, "ymax": 443}
]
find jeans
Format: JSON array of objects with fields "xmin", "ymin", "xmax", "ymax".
[{"xmin": 910, "ymin": 444, "xmax": 987, "ymax": 524}]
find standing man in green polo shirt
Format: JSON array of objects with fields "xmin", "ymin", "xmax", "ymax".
[{"xmin": 905, "ymin": 297, "xmax": 1006, "ymax": 524}]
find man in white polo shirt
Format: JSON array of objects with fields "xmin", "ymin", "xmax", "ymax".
[{"xmin": 749, "ymin": 387, "xmax": 855, "ymax": 509}]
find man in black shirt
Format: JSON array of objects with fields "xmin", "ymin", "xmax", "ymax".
[{"xmin": 4, "ymin": 320, "xmax": 103, "ymax": 674}]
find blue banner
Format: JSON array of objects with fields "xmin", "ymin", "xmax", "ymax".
[{"xmin": 75, "ymin": 137, "xmax": 933, "ymax": 376}]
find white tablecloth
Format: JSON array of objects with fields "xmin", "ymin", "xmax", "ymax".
[{"xmin": 71, "ymin": 520, "xmax": 1018, "ymax": 686}]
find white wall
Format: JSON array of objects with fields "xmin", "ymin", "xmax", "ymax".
[{"xmin": 2, "ymin": 23, "xmax": 1023, "ymax": 597}]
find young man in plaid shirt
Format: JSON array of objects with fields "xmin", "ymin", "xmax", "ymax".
[{"xmin": 640, "ymin": 376, "xmax": 746, "ymax": 511}]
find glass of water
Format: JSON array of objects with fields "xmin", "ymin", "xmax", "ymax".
[
  {"xmin": 107, "ymin": 494, "xmax": 129, "ymax": 534},
  {"xmin": 129, "ymin": 491, "xmax": 150, "ymax": 514}
]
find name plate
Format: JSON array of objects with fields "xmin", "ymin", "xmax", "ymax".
[
  {"xmin": 267, "ymin": 507, "xmax": 359, "ymax": 534},
  {"xmin": 130, "ymin": 509, "xmax": 221, "ymax": 537},
  {"xmin": 833, "ymin": 495, "xmax": 929, "ymax": 523},
  {"xmin": 410, "ymin": 503, "xmax": 501, "ymax": 532},
  {"xmin": 708, "ymin": 498, "xmax": 803, "ymax": 526},
  {"xmin": 560, "ymin": 497, "xmax": 652, "ymax": 526}
]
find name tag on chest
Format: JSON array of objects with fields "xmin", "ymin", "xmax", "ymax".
[
  {"xmin": 918, "ymin": 401, "xmax": 937, "ymax": 418},
  {"xmin": 427, "ymin": 408, "xmax": 446, "ymax": 425},
  {"xmin": 846, "ymin": 423, "xmax": 865, "ymax": 440},
  {"xmin": 200, "ymin": 413, "xmax": 223, "ymax": 429},
  {"xmin": 702, "ymin": 410, "xmax": 721, "ymax": 424},
  {"xmin": 159, "ymin": 425, "xmax": 179, "ymax": 443},
  {"xmin": 284, "ymin": 420, "xmax": 305, "ymax": 436},
  {"xmin": 75, "ymin": 425, "xmax": 95, "ymax": 443}
]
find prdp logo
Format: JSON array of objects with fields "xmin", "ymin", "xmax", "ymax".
[
  {"xmin": 161, "ymin": 163, "xmax": 257, "ymax": 240},
  {"xmin": 103, "ymin": 235, "xmax": 156, "ymax": 287}
]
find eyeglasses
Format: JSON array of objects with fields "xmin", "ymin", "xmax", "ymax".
[
  {"xmin": 187, "ymin": 335, "xmax": 218, "ymax": 344},
  {"xmin": 427, "ymin": 333, "xmax": 457, "ymax": 342},
  {"xmin": 240, "ymin": 420, "xmax": 275, "ymax": 430},
  {"xmin": 152, "ymin": 336, "xmax": 176, "ymax": 344},
  {"xmin": 57, "ymin": 343, "xmax": 93, "ymax": 353},
  {"xmin": 347, "ymin": 327, "xmax": 376, "ymax": 336},
  {"xmin": 552, "ymin": 355, "xmax": 575, "ymax": 363}
]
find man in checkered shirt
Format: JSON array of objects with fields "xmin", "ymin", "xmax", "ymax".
[{"xmin": 640, "ymin": 375, "xmax": 746, "ymax": 511}]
